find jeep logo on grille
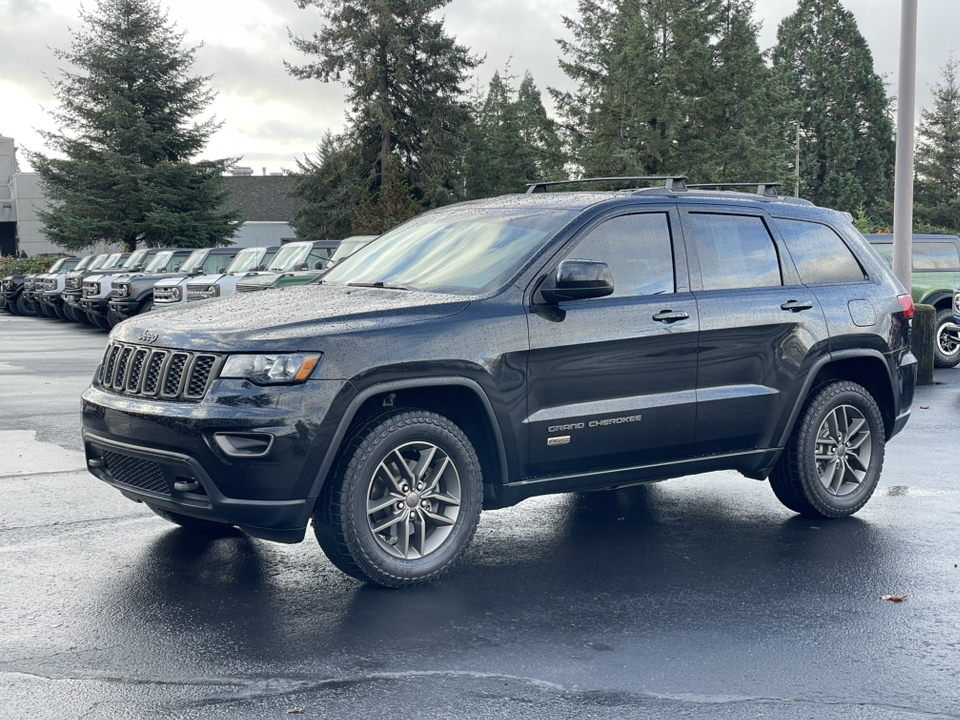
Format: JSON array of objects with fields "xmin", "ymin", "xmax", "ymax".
[{"xmin": 138, "ymin": 330, "xmax": 159, "ymax": 344}]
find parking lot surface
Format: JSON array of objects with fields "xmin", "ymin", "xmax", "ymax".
[{"xmin": 1, "ymin": 312, "xmax": 959, "ymax": 719}]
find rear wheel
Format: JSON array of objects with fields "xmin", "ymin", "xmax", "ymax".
[
  {"xmin": 770, "ymin": 381, "xmax": 885, "ymax": 518},
  {"xmin": 933, "ymin": 308, "xmax": 960, "ymax": 368},
  {"xmin": 146, "ymin": 504, "xmax": 236, "ymax": 534},
  {"xmin": 314, "ymin": 409, "xmax": 483, "ymax": 587}
]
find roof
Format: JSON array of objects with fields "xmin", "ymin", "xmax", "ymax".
[{"xmin": 223, "ymin": 176, "xmax": 304, "ymax": 223}]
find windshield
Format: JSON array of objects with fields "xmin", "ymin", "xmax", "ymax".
[
  {"xmin": 121, "ymin": 249, "xmax": 150, "ymax": 269},
  {"xmin": 330, "ymin": 238, "xmax": 373, "ymax": 263},
  {"xmin": 179, "ymin": 250, "xmax": 210, "ymax": 273},
  {"xmin": 102, "ymin": 253, "xmax": 124, "ymax": 269},
  {"xmin": 74, "ymin": 256, "xmax": 94, "ymax": 271},
  {"xmin": 321, "ymin": 208, "xmax": 572, "ymax": 294},
  {"xmin": 61, "ymin": 258, "xmax": 82, "ymax": 272},
  {"xmin": 49, "ymin": 258, "xmax": 67, "ymax": 272},
  {"xmin": 268, "ymin": 244, "xmax": 310, "ymax": 271},
  {"xmin": 226, "ymin": 248, "xmax": 263, "ymax": 273},
  {"xmin": 86, "ymin": 255, "xmax": 109, "ymax": 270},
  {"xmin": 144, "ymin": 251, "xmax": 173, "ymax": 273}
]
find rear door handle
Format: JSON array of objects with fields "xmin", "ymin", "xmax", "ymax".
[
  {"xmin": 780, "ymin": 300, "xmax": 814, "ymax": 312},
  {"xmin": 652, "ymin": 310, "xmax": 690, "ymax": 323}
]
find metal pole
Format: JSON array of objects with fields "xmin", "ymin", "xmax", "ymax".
[
  {"xmin": 794, "ymin": 121, "xmax": 800, "ymax": 198},
  {"xmin": 893, "ymin": 0, "xmax": 917, "ymax": 289}
]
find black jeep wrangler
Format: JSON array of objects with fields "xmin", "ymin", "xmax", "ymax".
[{"xmin": 81, "ymin": 178, "xmax": 917, "ymax": 587}]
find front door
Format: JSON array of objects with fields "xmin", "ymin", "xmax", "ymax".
[{"xmin": 525, "ymin": 208, "xmax": 699, "ymax": 479}]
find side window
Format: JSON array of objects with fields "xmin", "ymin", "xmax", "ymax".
[
  {"xmin": 913, "ymin": 242, "xmax": 960, "ymax": 270},
  {"xmin": 689, "ymin": 213, "xmax": 781, "ymax": 290},
  {"xmin": 307, "ymin": 248, "xmax": 333, "ymax": 269},
  {"xmin": 778, "ymin": 219, "xmax": 865, "ymax": 284},
  {"xmin": 565, "ymin": 213, "xmax": 675, "ymax": 298}
]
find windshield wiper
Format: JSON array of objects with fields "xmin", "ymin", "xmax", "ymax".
[{"xmin": 346, "ymin": 281, "xmax": 411, "ymax": 290}]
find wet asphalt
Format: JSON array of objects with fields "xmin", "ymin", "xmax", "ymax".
[{"xmin": 0, "ymin": 311, "xmax": 958, "ymax": 719}]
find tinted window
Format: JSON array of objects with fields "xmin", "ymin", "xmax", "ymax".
[
  {"xmin": 202, "ymin": 252, "xmax": 237, "ymax": 274},
  {"xmin": 690, "ymin": 214, "xmax": 781, "ymax": 290},
  {"xmin": 778, "ymin": 219, "xmax": 865, "ymax": 283},
  {"xmin": 914, "ymin": 242, "xmax": 960, "ymax": 270},
  {"xmin": 566, "ymin": 213, "xmax": 675, "ymax": 297}
]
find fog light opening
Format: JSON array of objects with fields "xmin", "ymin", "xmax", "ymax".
[{"xmin": 214, "ymin": 432, "xmax": 275, "ymax": 458}]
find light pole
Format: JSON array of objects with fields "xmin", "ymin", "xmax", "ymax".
[
  {"xmin": 793, "ymin": 121, "xmax": 800, "ymax": 198},
  {"xmin": 893, "ymin": 0, "xmax": 917, "ymax": 289}
]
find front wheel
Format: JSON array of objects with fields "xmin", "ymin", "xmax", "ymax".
[
  {"xmin": 933, "ymin": 308, "xmax": 960, "ymax": 368},
  {"xmin": 16, "ymin": 294, "xmax": 36, "ymax": 316},
  {"xmin": 313, "ymin": 409, "xmax": 483, "ymax": 587},
  {"xmin": 769, "ymin": 381, "xmax": 885, "ymax": 518}
]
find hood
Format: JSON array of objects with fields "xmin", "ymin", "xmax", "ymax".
[
  {"xmin": 188, "ymin": 272, "xmax": 228, "ymax": 285},
  {"xmin": 237, "ymin": 272, "xmax": 285, "ymax": 289},
  {"xmin": 113, "ymin": 283, "xmax": 472, "ymax": 352}
]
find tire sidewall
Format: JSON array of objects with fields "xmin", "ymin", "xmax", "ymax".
[
  {"xmin": 342, "ymin": 413, "xmax": 482, "ymax": 583},
  {"xmin": 798, "ymin": 385, "xmax": 884, "ymax": 517},
  {"xmin": 934, "ymin": 308, "xmax": 960, "ymax": 368}
]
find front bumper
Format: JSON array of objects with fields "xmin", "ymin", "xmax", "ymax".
[
  {"xmin": 107, "ymin": 297, "xmax": 140, "ymax": 320},
  {"xmin": 79, "ymin": 295, "xmax": 110, "ymax": 316},
  {"xmin": 81, "ymin": 378, "xmax": 353, "ymax": 542}
]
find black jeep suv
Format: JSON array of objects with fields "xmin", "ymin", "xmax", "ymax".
[{"xmin": 81, "ymin": 178, "xmax": 917, "ymax": 587}]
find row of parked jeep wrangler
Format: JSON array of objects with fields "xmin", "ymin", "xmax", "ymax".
[{"xmin": 0, "ymin": 236, "xmax": 374, "ymax": 329}]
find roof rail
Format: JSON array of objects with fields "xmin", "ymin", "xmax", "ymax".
[
  {"xmin": 525, "ymin": 176, "xmax": 688, "ymax": 194},
  {"xmin": 686, "ymin": 182, "xmax": 783, "ymax": 198}
]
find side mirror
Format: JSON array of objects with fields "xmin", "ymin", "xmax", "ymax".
[
  {"xmin": 298, "ymin": 263, "xmax": 309, "ymax": 271},
  {"xmin": 218, "ymin": 267, "xmax": 226, "ymax": 273},
  {"xmin": 539, "ymin": 259, "xmax": 614, "ymax": 304}
]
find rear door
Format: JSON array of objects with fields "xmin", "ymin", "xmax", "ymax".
[
  {"xmin": 682, "ymin": 207, "xmax": 829, "ymax": 456},
  {"xmin": 525, "ymin": 206, "xmax": 699, "ymax": 478}
]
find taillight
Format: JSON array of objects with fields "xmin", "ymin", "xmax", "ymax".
[{"xmin": 897, "ymin": 294, "xmax": 914, "ymax": 319}]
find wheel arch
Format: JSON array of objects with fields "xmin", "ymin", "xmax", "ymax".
[
  {"xmin": 306, "ymin": 377, "xmax": 510, "ymax": 511},
  {"xmin": 775, "ymin": 350, "xmax": 899, "ymax": 449},
  {"xmin": 920, "ymin": 292, "xmax": 954, "ymax": 310}
]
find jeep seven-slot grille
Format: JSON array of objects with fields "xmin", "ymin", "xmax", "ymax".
[
  {"xmin": 98, "ymin": 341, "xmax": 223, "ymax": 401},
  {"xmin": 101, "ymin": 450, "xmax": 168, "ymax": 495}
]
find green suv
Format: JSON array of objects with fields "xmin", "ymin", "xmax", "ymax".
[{"xmin": 866, "ymin": 234, "xmax": 960, "ymax": 368}]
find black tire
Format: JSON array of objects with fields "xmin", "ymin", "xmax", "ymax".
[
  {"xmin": 933, "ymin": 307, "xmax": 960, "ymax": 368},
  {"xmin": 139, "ymin": 298, "xmax": 155, "ymax": 314},
  {"xmin": 53, "ymin": 304, "xmax": 68, "ymax": 321},
  {"xmin": 63, "ymin": 304, "xmax": 84, "ymax": 323},
  {"xmin": 146, "ymin": 504, "xmax": 236, "ymax": 534},
  {"xmin": 88, "ymin": 311, "xmax": 111, "ymax": 330},
  {"xmin": 313, "ymin": 409, "xmax": 483, "ymax": 587},
  {"xmin": 770, "ymin": 381, "xmax": 885, "ymax": 518},
  {"xmin": 5, "ymin": 298, "xmax": 20, "ymax": 315},
  {"xmin": 16, "ymin": 293, "xmax": 37, "ymax": 316}
]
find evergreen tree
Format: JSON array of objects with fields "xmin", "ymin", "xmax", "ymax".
[
  {"xmin": 287, "ymin": 0, "xmax": 479, "ymax": 215},
  {"xmin": 290, "ymin": 132, "xmax": 366, "ymax": 241},
  {"xmin": 913, "ymin": 54, "xmax": 960, "ymax": 234},
  {"xmin": 552, "ymin": 0, "xmax": 729, "ymax": 178},
  {"xmin": 772, "ymin": 0, "xmax": 895, "ymax": 215},
  {"xmin": 685, "ymin": 0, "xmax": 791, "ymax": 183},
  {"xmin": 27, "ymin": 0, "xmax": 240, "ymax": 252},
  {"xmin": 463, "ymin": 70, "xmax": 565, "ymax": 198}
]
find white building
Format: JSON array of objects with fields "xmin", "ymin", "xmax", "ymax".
[{"xmin": 0, "ymin": 135, "xmax": 57, "ymax": 257}]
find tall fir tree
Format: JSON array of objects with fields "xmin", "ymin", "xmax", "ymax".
[
  {"xmin": 772, "ymin": 0, "xmax": 895, "ymax": 215},
  {"xmin": 287, "ymin": 0, "xmax": 479, "ymax": 221},
  {"xmin": 553, "ymin": 0, "xmax": 683, "ymax": 177},
  {"xmin": 290, "ymin": 131, "xmax": 365, "ymax": 241},
  {"xmin": 463, "ymin": 69, "xmax": 566, "ymax": 199},
  {"xmin": 27, "ymin": 0, "xmax": 240, "ymax": 252},
  {"xmin": 913, "ymin": 54, "xmax": 960, "ymax": 234},
  {"xmin": 685, "ymin": 0, "xmax": 791, "ymax": 183}
]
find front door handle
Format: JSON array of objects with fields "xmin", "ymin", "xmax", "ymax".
[
  {"xmin": 780, "ymin": 300, "xmax": 814, "ymax": 312},
  {"xmin": 652, "ymin": 310, "xmax": 690, "ymax": 323}
]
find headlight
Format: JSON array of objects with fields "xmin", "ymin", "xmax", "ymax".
[
  {"xmin": 114, "ymin": 284, "xmax": 130, "ymax": 298},
  {"xmin": 84, "ymin": 282, "xmax": 100, "ymax": 296},
  {"xmin": 187, "ymin": 284, "xmax": 220, "ymax": 301},
  {"xmin": 170, "ymin": 286, "xmax": 182, "ymax": 301},
  {"xmin": 220, "ymin": 353, "xmax": 321, "ymax": 385}
]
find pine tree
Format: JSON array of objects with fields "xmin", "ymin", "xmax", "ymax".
[
  {"xmin": 290, "ymin": 132, "xmax": 366, "ymax": 241},
  {"xmin": 27, "ymin": 0, "xmax": 240, "ymax": 252},
  {"xmin": 685, "ymin": 0, "xmax": 791, "ymax": 184},
  {"xmin": 515, "ymin": 73, "xmax": 568, "ymax": 183},
  {"xmin": 772, "ymin": 0, "xmax": 894, "ymax": 215},
  {"xmin": 552, "ymin": 0, "xmax": 729, "ymax": 178},
  {"xmin": 287, "ymin": 0, "xmax": 479, "ymax": 214},
  {"xmin": 913, "ymin": 54, "xmax": 960, "ymax": 234}
]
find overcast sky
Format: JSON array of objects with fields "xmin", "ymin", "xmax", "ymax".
[{"xmin": 1, "ymin": 0, "xmax": 958, "ymax": 174}]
